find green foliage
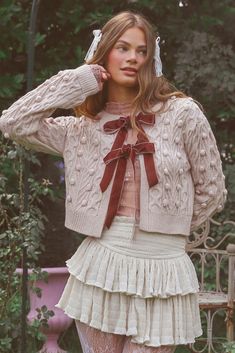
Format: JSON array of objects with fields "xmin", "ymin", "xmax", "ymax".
[
  {"xmin": 175, "ymin": 30, "xmax": 235, "ymax": 117},
  {"xmin": 223, "ymin": 341, "xmax": 235, "ymax": 353},
  {"xmin": 0, "ymin": 136, "xmax": 55, "ymax": 352}
]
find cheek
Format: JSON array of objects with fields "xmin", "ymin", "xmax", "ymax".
[{"xmin": 106, "ymin": 51, "xmax": 122, "ymax": 71}]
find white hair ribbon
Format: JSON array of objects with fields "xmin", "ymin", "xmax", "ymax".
[
  {"xmin": 84, "ymin": 29, "xmax": 102, "ymax": 62},
  {"xmin": 154, "ymin": 36, "xmax": 163, "ymax": 77}
]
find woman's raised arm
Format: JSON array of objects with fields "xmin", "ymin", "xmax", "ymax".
[{"xmin": 0, "ymin": 64, "xmax": 100, "ymax": 156}]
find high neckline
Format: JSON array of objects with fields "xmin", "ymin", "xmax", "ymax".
[{"xmin": 104, "ymin": 101, "xmax": 132, "ymax": 115}]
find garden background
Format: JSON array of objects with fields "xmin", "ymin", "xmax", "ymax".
[{"xmin": 0, "ymin": 0, "xmax": 234, "ymax": 352}]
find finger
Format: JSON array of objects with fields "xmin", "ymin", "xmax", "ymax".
[
  {"xmin": 100, "ymin": 67, "xmax": 111, "ymax": 77},
  {"xmin": 101, "ymin": 72, "xmax": 110, "ymax": 81}
]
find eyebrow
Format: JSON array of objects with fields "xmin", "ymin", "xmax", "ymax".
[{"xmin": 116, "ymin": 40, "xmax": 147, "ymax": 48}]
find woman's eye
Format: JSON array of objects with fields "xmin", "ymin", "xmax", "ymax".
[
  {"xmin": 138, "ymin": 49, "xmax": 147, "ymax": 56},
  {"xmin": 116, "ymin": 46, "xmax": 127, "ymax": 52}
]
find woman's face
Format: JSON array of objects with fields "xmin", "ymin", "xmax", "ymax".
[{"xmin": 105, "ymin": 27, "xmax": 147, "ymax": 89}]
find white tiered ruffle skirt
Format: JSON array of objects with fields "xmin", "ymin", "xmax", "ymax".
[{"xmin": 56, "ymin": 216, "xmax": 203, "ymax": 347}]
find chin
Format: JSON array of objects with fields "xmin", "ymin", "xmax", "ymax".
[{"xmin": 119, "ymin": 78, "xmax": 138, "ymax": 88}]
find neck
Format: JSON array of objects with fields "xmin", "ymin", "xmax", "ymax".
[{"xmin": 107, "ymin": 81, "xmax": 138, "ymax": 103}]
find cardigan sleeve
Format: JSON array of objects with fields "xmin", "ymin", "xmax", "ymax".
[
  {"xmin": 0, "ymin": 64, "xmax": 100, "ymax": 156},
  {"xmin": 182, "ymin": 100, "xmax": 227, "ymax": 232}
]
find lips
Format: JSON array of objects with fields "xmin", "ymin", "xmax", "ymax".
[{"xmin": 121, "ymin": 67, "xmax": 138, "ymax": 73}]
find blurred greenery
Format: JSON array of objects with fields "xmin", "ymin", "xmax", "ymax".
[{"xmin": 0, "ymin": 0, "xmax": 234, "ymax": 352}]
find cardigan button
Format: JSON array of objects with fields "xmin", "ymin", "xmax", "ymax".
[
  {"xmin": 195, "ymin": 189, "xmax": 201, "ymax": 195},
  {"xmin": 179, "ymin": 168, "xmax": 184, "ymax": 174},
  {"xmin": 201, "ymin": 203, "xmax": 207, "ymax": 208},
  {"xmin": 165, "ymin": 183, "xmax": 170, "ymax": 190},
  {"xmin": 163, "ymin": 150, "xmax": 168, "ymax": 157},
  {"xmin": 4, "ymin": 132, "xmax": 9, "ymax": 138},
  {"xmin": 35, "ymin": 95, "xmax": 42, "ymax": 102},
  {"xmin": 70, "ymin": 178, "xmax": 75, "ymax": 185},
  {"xmin": 67, "ymin": 195, "xmax": 72, "ymax": 202},
  {"xmin": 199, "ymin": 179, "xmax": 204, "ymax": 185},
  {"xmin": 77, "ymin": 150, "xmax": 83, "ymax": 156},
  {"xmin": 81, "ymin": 136, "xmax": 87, "ymax": 144},
  {"xmin": 223, "ymin": 189, "xmax": 228, "ymax": 196},
  {"xmin": 176, "ymin": 184, "xmax": 181, "ymax": 191},
  {"xmin": 178, "ymin": 119, "xmax": 183, "ymax": 127},
  {"xmin": 210, "ymin": 176, "xmax": 217, "ymax": 184},
  {"xmin": 63, "ymin": 74, "xmax": 70, "ymax": 81},
  {"xmin": 8, "ymin": 118, "xmax": 14, "ymax": 125},
  {"xmin": 163, "ymin": 199, "xmax": 168, "ymax": 207},
  {"xmin": 175, "ymin": 201, "xmax": 180, "ymax": 208},
  {"xmin": 163, "ymin": 168, "xmax": 169, "ymax": 175},
  {"xmin": 89, "ymin": 168, "xmax": 95, "ymax": 176},
  {"xmin": 199, "ymin": 166, "xmax": 205, "ymax": 172},
  {"xmin": 176, "ymin": 152, "xmax": 181, "ymax": 159},
  {"xmin": 209, "ymin": 190, "xmax": 214, "ymax": 196},
  {"xmin": 210, "ymin": 160, "xmax": 216, "ymax": 167},
  {"xmin": 164, "ymin": 118, "xmax": 170, "ymax": 125},
  {"xmin": 200, "ymin": 149, "xmax": 206, "ymax": 156},
  {"xmin": 163, "ymin": 133, "xmax": 168, "ymax": 140},
  {"xmin": 49, "ymin": 85, "xmax": 56, "ymax": 91},
  {"xmin": 20, "ymin": 106, "xmax": 27, "ymax": 113},
  {"xmin": 202, "ymin": 133, "xmax": 207, "ymax": 139},
  {"xmin": 81, "ymin": 200, "xmax": 88, "ymax": 207},
  {"xmin": 175, "ymin": 137, "xmax": 180, "ymax": 144}
]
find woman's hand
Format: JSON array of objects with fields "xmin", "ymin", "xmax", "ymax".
[
  {"xmin": 100, "ymin": 67, "xmax": 111, "ymax": 82},
  {"xmin": 90, "ymin": 64, "xmax": 111, "ymax": 90}
]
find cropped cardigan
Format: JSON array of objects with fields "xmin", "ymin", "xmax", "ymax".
[{"xmin": 0, "ymin": 65, "xmax": 227, "ymax": 237}]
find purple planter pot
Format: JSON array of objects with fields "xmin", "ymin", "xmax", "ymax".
[{"xmin": 17, "ymin": 267, "xmax": 73, "ymax": 353}]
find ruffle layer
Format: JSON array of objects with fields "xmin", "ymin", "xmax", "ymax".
[
  {"xmin": 56, "ymin": 276, "xmax": 202, "ymax": 347},
  {"xmin": 66, "ymin": 237, "xmax": 199, "ymax": 298}
]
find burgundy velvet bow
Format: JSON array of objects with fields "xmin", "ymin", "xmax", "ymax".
[{"xmin": 100, "ymin": 113, "xmax": 158, "ymax": 228}]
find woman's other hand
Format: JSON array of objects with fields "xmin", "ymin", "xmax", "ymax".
[{"xmin": 90, "ymin": 64, "xmax": 111, "ymax": 90}]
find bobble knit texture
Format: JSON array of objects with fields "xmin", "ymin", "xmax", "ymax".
[{"xmin": 0, "ymin": 65, "xmax": 227, "ymax": 237}]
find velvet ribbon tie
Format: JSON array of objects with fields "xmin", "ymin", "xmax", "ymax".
[{"xmin": 100, "ymin": 113, "xmax": 159, "ymax": 228}]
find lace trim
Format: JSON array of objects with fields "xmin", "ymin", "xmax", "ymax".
[{"xmin": 104, "ymin": 101, "xmax": 133, "ymax": 115}]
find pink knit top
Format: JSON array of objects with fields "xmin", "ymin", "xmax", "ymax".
[{"xmin": 104, "ymin": 102, "xmax": 140, "ymax": 222}]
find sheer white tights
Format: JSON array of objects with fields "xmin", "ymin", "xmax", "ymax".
[
  {"xmin": 75, "ymin": 321, "xmax": 125, "ymax": 353},
  {"xmin": 75, "ymin": 321, "xmax": 175, "ymax": 353}
]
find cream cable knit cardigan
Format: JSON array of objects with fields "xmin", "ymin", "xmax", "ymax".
[{"xmin": 0, "ymin": 65, "xmax": 227, "ymax": 237}]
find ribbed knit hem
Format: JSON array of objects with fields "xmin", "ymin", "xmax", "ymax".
[
  {"xmin": 73, "ymin": 65, "xmax": 100, "ymax": 103},
  {"xmin": 65, "ymin": 209, "xmax": 105, "ymax": 237},
  {"xmin": 65, "ymin": 208, "xmax": 193, "ymax": 237},
  {"xmin": 139, "ymin": 211, "xmax": 192, "ymax": 236}
]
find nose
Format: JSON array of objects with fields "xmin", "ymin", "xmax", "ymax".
[{"xmin": 127, "ymin": 49, "xmax": 137, "ymax": 62}]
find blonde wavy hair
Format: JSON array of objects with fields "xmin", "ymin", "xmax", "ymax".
[{"xmin": 75, "ymin": 11, "xmax": 189, "ymax": 128}]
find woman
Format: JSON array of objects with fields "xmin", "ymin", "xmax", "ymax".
[{"xmin": 0, "ymin": 11, "xmax": 227, "ymax": 353}]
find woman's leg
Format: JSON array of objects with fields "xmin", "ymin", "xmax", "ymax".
[
  {"xmin": 75, "ymin": 320, "xmax": 126, "ymax": 353},
  {"xmin": 122, "ymin": 337, "xmax": 175, "ymax": 353}
]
